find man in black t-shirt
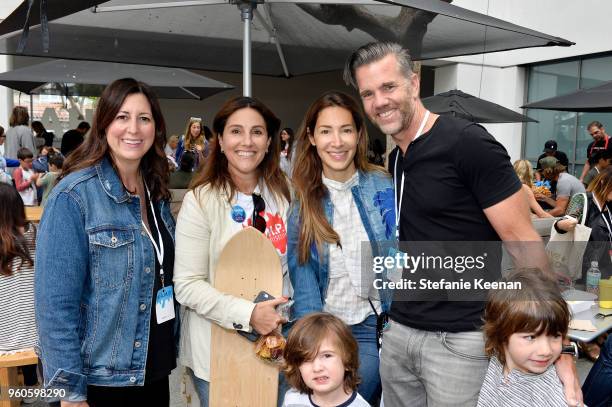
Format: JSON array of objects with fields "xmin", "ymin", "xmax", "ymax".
[
  {"xmin": 344, "ymin": 42, "xmax": 581, "ymax": 407},
  {"xmin": 60, "ymin": 121, "xmax": 91, "ymax": 156},
  {"xmin": 579, "ymin": 121, "xmax": 611, "ymax": 182}
]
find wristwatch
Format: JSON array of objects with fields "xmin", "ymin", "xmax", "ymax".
[{"xmin": 561, "ymin": 342, "xmax": 579, "ymax": 358}]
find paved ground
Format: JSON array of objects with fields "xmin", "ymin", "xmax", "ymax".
[{"xmin": 25, "ymin": 357, "xmax": 594, "ymax": 407}]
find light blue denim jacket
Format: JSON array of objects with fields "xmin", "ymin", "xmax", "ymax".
[
  {"xmin": 287, "ymin": 170, "xmax": 395, "ymax": 321},
  {"xmin": 35, "ymin": 157, "xmax": 176, "ymax": 401}
]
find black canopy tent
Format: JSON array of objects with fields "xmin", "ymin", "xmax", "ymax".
[
  {"xmin": 522, "ymin": 80, "xmax": 612, "ymax": 113},
  {"xmin": 422, "ymin": 89, "xmax": 537, "ymax": 123},
  {"xmin": 0, "ymin": 59, "xmax": 234, "ymax": 100},
  {"xmin": 0, "ymin": 0, "xmax": 573, "ymax": 96}
]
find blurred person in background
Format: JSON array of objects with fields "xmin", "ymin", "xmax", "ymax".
[
  {"xmin": 14, "ymin": 147, "xmax": 39, "ymax": 206},
  {"xmin": 0, "ymin": 183, "xmax": 40, "ymax": 396},
  {"xmin": 5, "ymin": 106, "xmax": 36, "ymax": 174},
  {"xmin": 279, "ymin": 127, "xmax": 294, "ymax": 176},
  {"xmin": 580, "ymin": 121, "xmax": 612, "ymax": 182},
  {"xmin": 169, "ymin": 151, "xmax": 195, "ymax": 189},
  {"xmin": 536, "ymin": 156, "xmax": 584, "ymax": 217},
  {"xmin": 176, "ymin": 117, "xmax": 205, "ymax": 172},
  {"xmin": 583, "ymin": 150, "xmax": 611, "ymax": 188},
  {"xmin": 36, "ymin": 154, "xmax": 64, "ymax": 207},
  {"xmin": 513, "ymin": 159, "xmax": 552, "ymax": 218},
  {"xmin": 60, "ymin": 121, "xmax": 91, "ymax": 157},
  {"xmin": 32, "ymin": 120, "xmax": 54, "ymax": 148}
]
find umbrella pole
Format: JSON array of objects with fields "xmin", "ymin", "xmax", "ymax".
[{"xmin": 238, "ymin": 1, "xmax": 255, "ymax": 97}]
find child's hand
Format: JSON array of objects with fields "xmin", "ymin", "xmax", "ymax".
[{"xmin": 250, "ymin": 296, "xmax": 288, "ymax": 335}]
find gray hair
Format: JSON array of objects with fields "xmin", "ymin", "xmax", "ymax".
[{"xmin": 343, "ymin": 41, "xmax": 415, "ymax": 88}]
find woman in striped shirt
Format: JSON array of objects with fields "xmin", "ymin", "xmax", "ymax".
[{"xmin": 0, "ymin": 183, "xmax": 39, "ymax": 386}]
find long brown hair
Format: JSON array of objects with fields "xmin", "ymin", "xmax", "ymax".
[
  {"xmin": 183, "ymin": 117, "xmax": 204, "ymax": 151},
  {"xmin": 190, "ymin": 96, "xmax": 290, "ymax": 202},
  {"xmin": 588, "ymin": 165, "xmax": 612, "ymax": 204},
  {"xmin": 9, "ymin": 106, "xmax": 29, "ymax": 127},
  {"xmin": 0, "ymin": 184, "xmax": 33, "ymax": 276},
  {"xmin": 293, "ymin": 90, "xmax": 378, "ymax": 264},
  {"xmin": 60, "ymin": 78, "xmax": 170, "ymax": 201}
]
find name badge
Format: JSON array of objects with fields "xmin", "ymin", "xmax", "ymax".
[{"xmin": 156, "ymin": 285, "xmax": 175, "ymax": 324}]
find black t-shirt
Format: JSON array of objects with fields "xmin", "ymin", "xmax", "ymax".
[
  {"xmin": 60, "ymin": 129, "xmax": 84, "ymax": 156},
  {"xmin": 387, "ymin": 115, "xmax": 521, "ymax": 332},
  {"xmin": 41, "ymin": 131, "xmax": 54, "ymax": 147},
  {"xmin": 536, "ymin": 150, "xmax": 569, "ymax": 169},
  {"xmin": 586, "ymin": 136, "xmax": 612, "ymax": 160},
  {"xmin": 144, "ymin": 196, "xmax": 176, "ymax": 382}
]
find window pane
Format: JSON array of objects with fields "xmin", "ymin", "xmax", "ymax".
[
  {"xmin": 527, "ymin": 61, "xmax": 579, "ymax": 102},
  {"xmin": 581, "ymin": 55, "xmax": 612, "ymax": 88},
  {"xmin": 524, "ymin": 61, "xmax": 579, "ymax": 166}
]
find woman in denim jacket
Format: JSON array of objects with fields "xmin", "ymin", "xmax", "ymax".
[
  {"xmin": 288, "ymin": 91, "xmax": 395, "ymax": 404},
  {"xmin": 36, "ymin": 78, "xmax": 177, "ymax": 407}
]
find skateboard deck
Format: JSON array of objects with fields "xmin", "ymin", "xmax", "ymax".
[{"xmin": 210, "ymin": 227, "xmax": 283, "ymax": 407}]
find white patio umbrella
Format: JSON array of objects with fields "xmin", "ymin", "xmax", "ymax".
[{"xmin": 0, "ymin": 0, "xmax": 573, "ymax": 96}]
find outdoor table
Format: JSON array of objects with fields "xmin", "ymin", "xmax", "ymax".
[
  {"xmin": 568, "ymin": 305, "xmax": 612, "ymax": 342},
  {"xmin": 25, "ymin": 206, "xmax": 43, "ymax": 223}
]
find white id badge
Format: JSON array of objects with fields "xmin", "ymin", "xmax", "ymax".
[{"xmin": 155, "ymin": 285, "xmax": 175, "ymax": 324}]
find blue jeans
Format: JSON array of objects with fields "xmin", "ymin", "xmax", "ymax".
[
  {"xmin": 380, "ymin": 319, "xmax": 488, "ymax": 407},
  {"xmin": 351, "ymin": 314, "xmax": 381, "ymax": 404},
  {"xmin": 582, "ymin": 335, "xmax": 612, "ymax": 407},
  {"xmin": 187, "ymin": 368, "xmax": 209, "ymax": 407}
]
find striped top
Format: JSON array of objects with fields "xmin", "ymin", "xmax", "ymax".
[
  {"xmin": 477, "ymin": 356, "xmax": 567, "ymax": 407},
  {"xmin": 0, "ymin": 223, "xmax": 38, "ymax": 352}
]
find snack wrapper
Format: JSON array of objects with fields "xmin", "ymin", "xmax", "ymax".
[{"xmin": 255, "ymin": 331, "xmax": 286, "ymax": 363}]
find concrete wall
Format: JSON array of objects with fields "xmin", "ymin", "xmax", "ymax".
[
  {"xmin": 451, "ymin": 0, "xmax": 612, "ymax": 67},
  {"xmin": 159, "ymin": 69, "xmax": 355, "ymax": 138}
]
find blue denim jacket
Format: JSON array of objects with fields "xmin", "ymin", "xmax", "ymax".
[
  {"xmin": 35, "ymin": 157, "xmax": 176, "ymax": 401},
  {"xmin": 287, "ymin": 170, "xmax": 395, "ymax": 321}
]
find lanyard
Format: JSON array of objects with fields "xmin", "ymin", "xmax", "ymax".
[
  {"xmin": 592, "ymin": 195, "xmax": 612, "ymax": 243},
  {"xmin": 393, "ymin": 110, "xmax": 430, "ymax": 238},
  {"xmin": 142, "ymin": 184, "xmax": 166, "ymax": 287}
]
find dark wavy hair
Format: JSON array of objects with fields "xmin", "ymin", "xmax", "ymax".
[
  {"xmin": 60, "ymin": 78, "xmax": 170, "ymax": 201},
  {"xmin": 0, "ymin": 183, "xmax": 33, "ymax": 276},
  {"xmin": 190, "ymin": 96, "xmax": 290, "ymax": 202}
]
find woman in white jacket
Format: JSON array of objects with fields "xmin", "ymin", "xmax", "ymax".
[{"xmin": 173, "ymin": 96, "xmax": 291, "ymax": 406}]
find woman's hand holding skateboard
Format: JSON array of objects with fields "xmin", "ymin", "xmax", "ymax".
[{"xmin": 250, "ymin": 296, "xmax": 288, "ymax": 335}]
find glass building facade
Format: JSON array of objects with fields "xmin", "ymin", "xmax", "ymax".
[{"xmin": 523, "ymin": 54, "xmax": 612, "ymax": 176}]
